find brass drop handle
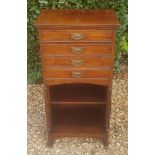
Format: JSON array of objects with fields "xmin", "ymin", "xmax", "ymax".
[
  {"xmin": 70, "ymin": 33, "xmax": 84, "ymax": 40},
  {"xmin": 70, "ymin": 47, "xmax": 84, "ymax": 54},
  {"xmin": 71, "ymin": 71, "xmax": 83, "ymax": 78},
  {"xmin": 71, "ymin": 59, "xmax": 84, "ymax": 67}
]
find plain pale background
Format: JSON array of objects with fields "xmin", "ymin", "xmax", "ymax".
[{"xmin": 0, "ymin": 0, "xmax": 155, "ymax": 154}]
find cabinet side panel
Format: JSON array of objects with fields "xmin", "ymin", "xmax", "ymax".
[{"xmin": 104, "ymin": 28, "xmax": 116, "ymax": 146}]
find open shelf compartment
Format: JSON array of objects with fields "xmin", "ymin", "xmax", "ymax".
[
  {"xmin": 48, "ymin": 83, "xmax": 108, "ymax": 136},
  {"xmin": 49, "ymin": 83, "xmax": 108, "ymax": 104},
  {"xmin": 51, "ymin": 104, "xmax": 106, "ymax": 135}
]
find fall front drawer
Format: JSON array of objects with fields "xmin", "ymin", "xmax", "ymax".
[
  {"xmin": 40, "ymin": 43, "xmax": 112, "ymax": 55},
  {"xmin": 42, "ymin": 56, "xmax": 111, "ymax": 67},
  {"xmin": 43, "ymin": 68, "xmax": 111, "ymax": 78},
  {"xmin": 39, "ymin": 30, "xmax": 113, "ymax": 42}
]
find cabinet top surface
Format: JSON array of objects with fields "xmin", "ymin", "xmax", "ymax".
[{"xmin": 35, "ymin": 9, "xmax": 120, "ymax": 27}]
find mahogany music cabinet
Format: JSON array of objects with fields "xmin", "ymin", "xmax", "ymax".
[{"xmin": 35, "ymin": 9, "xmax": 120, "ymax": 146}]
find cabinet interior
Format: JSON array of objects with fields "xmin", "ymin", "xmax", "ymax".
[{"xmin": 49, "ymin": 83, "xmax": 108, "ymax": 135}]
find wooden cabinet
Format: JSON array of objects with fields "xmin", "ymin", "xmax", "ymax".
[{"xmin": 35, "ymin": 9, "xmax": 120, "ymax": 146}]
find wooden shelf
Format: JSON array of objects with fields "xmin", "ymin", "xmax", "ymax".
[
  {"xmin": 51, "ymin": 104, "xmax": 106, "ymax": 135},
  {"xmin": 50, "ymin": 83, "xmax": 108, "ymax": 104},
  {"xmin": 52, "ymin": 101, "xmax": 105, "ymax": 105}
]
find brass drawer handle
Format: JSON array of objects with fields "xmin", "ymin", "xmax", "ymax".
[
  {"xmin": 71, "ymin": 59, "xmax": 84, "ymax": 67},
  {"xmin": 70, "ymin": 47, "xmax": 84, "ymax": 54},
  {"xmin": 70, "ymin": 33, "xmax": 84, "ymax": 40},
  {"xmin": 72, "ymin": 71, "xmax": 83, "ymax": 78}
]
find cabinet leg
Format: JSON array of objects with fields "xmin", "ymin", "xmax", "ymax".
[
  {"xmin": 101, "ymin": 131, "xmax": 109, "ymax": 148},
  {"xmin": 47, "ymin": 139, "xmax": 54, "ymax": 147},
  {"xmin": 100, "ymin": 133, "xmax": 109, "ymax": 149},
  {"xmin": 103, "ymin": 86, "xmax": 111, "ymax": 148},
  {"xmin": 46, "ymin": 132, "xmax": 54, "ymax": 147}
]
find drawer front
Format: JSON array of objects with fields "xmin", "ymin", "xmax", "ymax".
[
  {"xmin": 43, "ymin": 56, "xmax": 111, "ymax": 67},
  {"xmin": 40, "ymin": 43, "xmax": 112, "ymax": 56},
  {"xmin": 44, "ymin": 68, "xmax": 111, "ymax": 78},
  {"xmin": 40, "ymin": 30, "xmax": 113, "ymax": 42},
  {"xmin": 45, "ymin": 78, "xmax": 110, "ymax": 86}
]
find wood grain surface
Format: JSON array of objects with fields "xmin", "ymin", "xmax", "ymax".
[{"xmin": 35, "ymin": 9, "xmax": 120, "ymax": 147}]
